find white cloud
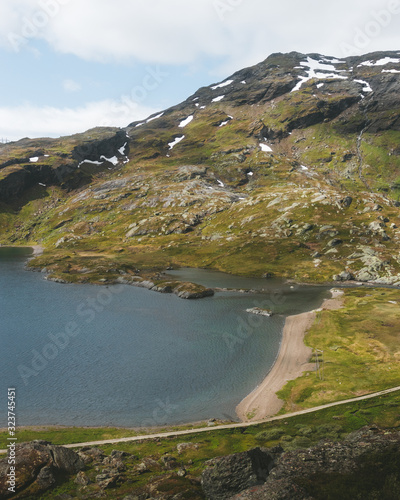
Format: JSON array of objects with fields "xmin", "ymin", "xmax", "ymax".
[
  {"xmin": 63, "ymin": 79, "xmax": 81, "ymax": 92},
  {"xmin": 1, "ymin": 0, "xmax": 399, "ymax": 76},
  {"xmin": 0, "ymin": 99, "xmax": 157, "ymax": 142}
]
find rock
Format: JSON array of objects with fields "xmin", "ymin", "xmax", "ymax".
[
  {"xmin": 355, "ymin": 268, "xmax": 380, "ymax": 282},
  {"xmin": 79, "ymin": 446, "xmax": 105, "ymax": 461},
  {"xmin": 201, "ymin": 447, "xmax": 277, "ymax": 499},
  {"xmin": 229, "ymin": 428, "xmax": 400, "ymax": 499},
  {"xmin": 173, "ymin": 282, "xmax": 215, "ymax": 299},
  {"xmin": 333, "ymin": 271, "xmax": 354, "ymax": 281},
  {"xmin": 369, "ymin": 221, "xmax": 385, "ymax": 231},
  {"xmin": 327, "ymin": 238, "xmax": 343, "ymax": 247},
  {"xmin": 161, "ymin": 455, "xmax": 179, "ymax": 470},
  {"xmin": 176, "ymin": 165, "xmax": 207, "ymax": 181},
  {"xmin": 262, "ymin": 272, "xmax": 274, "ymax": 279},
  {"xmin": 177, "ymin": 442, "xmax": 200, "ymax": 454},
  {"xmin": 340, "ymin": 196, "xmax": 353, "ymax": 207},
  {"xmin": 102, "ymin": 456, "xmax": 126, "ymax": 471},
  {"xmin": 75, "ymin": 471, "xmax": 91, "ymax": 486},
  {"xmin": 96, "ymin": 471, "xmax": 119, "ymax": 489},
  {"xmin": 110, "ymin": 450, "xmax": 132, "ymax": 459},
  {"xmin": 298, "ymin": 223, "xmax": 313, "ymax": 235},
  {"xmin": 136, "ymin": 458, "xmax": 161, "ymax": 474},
  {"xmin": 0, "ymin": 441, "xmax": 84, "ymax": 498},
  {"xmin": 246, "ymin": 307, "xmax": 273, "ymax": 317}
]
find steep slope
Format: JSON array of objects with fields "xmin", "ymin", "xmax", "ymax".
[{"xmin": 1, "ymin": 50, "xmax": 400, "ymax": 286}]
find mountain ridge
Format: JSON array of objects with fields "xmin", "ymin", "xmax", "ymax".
[{"xmin": 1, "ymin": 50, "xmax": 400, "ymax": 288}]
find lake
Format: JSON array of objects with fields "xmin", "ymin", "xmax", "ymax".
[{"xmin": 0, "ymin": 248, "xmax": 329, "ymax": 427}]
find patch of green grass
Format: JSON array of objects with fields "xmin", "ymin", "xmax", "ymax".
[{"xmin": 278, "ymin": 288, "xmax": 400, "ymax": 412}]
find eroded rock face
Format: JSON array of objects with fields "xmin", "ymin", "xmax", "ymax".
[
  {"xmin": 225, "ymin": 428, "xmax": 400, "ymax": 500},
  {"xmin": 0, "ymin": 441, "xmax": 85, "ymax": 499},
  {"xmin": 201, "ymin": 447, "xmax": 279, "ymax": 500}
]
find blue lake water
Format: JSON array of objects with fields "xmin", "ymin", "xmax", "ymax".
[{"xmin": 0, "ymin": 248, "xmax": 329, "ymax": 427}]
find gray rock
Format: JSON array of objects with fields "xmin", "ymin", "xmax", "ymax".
[
  {"xmin": 0, "ymin": 441, "xmax": 84, "ymax": 498},
  {"xmin": 327, "ymin": 238, "xmax": 343, "ymax": 247},
  {"xmin": 75, "ymin": 471, "xmax": 91, "ymax": 486},
  {"xmin": 341, "ymin": 196, "xmax": 353, "ymax": 207},
  {"xmin": 201, "ymin": 447, "xmax": 278, "ymax": 499},
  {"xmin": 230, "ymin": 428, "xmax": 400, "ymax": 500},
  {"xmin": 355, "ymin": 268, "xmax": 380, "ymax": 282},
  {"xmin": 177, "ymin": 442, "xmax": 200, "ymax": 454},
  {"xmin": 369, "ymin": 221, "xmax": 385, "ymax": 231},
  {"xmin": 333, "ymin": 271, "xmax": 354, "ymax": 281}
]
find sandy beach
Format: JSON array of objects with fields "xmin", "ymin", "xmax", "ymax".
[
  {"xmin": 31, "ymin": 245, "xmax": 44, "ymax": 256},
  {"xmin": 236, "ymin": 288, "xmax": 344, "ymax": 422}
]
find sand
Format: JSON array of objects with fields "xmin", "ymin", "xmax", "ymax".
[
  {"xmin": 236, "ymin": 289, "xmax": 344, "ymax": 422},
  {"xmin": 31, "ymin": 245, "xmax": 44, "ymax": 256}
]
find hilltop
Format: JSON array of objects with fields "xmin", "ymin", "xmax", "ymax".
[{"xmin": 1, "ymin": 50, "xmax": 400, "ymax": 287}]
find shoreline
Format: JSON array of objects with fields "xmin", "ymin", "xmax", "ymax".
[
  {"xmin": 0, "ymin": 244, "xmax": 44, "ymax": 256},
  {"xmin": 236, "ymin": 288, "xmax": 344, "ymax": 422}
]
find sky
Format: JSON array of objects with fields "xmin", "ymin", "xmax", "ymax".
[{"xmin": 0, "ymin": 0, "xmax": 399, "ymax": 142}]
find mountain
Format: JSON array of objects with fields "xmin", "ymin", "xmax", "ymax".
[{"xmin": 1, "ymin": 50, "xmax": 400, "ymax": 287}]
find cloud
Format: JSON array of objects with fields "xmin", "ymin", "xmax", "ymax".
[
  {"xmin": 63, "ymin": 79, "xmax": 81, "ymax": 92},
  {"xmin": 0, "ymin": 99, "xmax": 156, "ymax": 142},
  {"xmin": 1, "ymin": 0, "xmax": 399, "ymax": 76}
]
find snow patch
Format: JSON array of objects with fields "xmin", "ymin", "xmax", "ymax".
[
  {"xmin": 301, "ymin": 165, "xmax": 309, "ymax": 171},
  {"xmin": 212, "ymin": 95, "xmax": 225, "ymax": 103},
  {"xmin": 79, "ymin": 160, "xmax": 103, "ymax": 166},
  {"xmin": 247, "ymin": 171, "xmax": 253, "ymax": 176},
  {"xmin": 146, "ymin": 112, "xmax": 164, "ymax": 123},
  {"xmin": 241, "ymin": 80, "xmax": 246, "ymax": 84},
  {"xmin": 211, "ymin": 79, "xmax": 234, "ymax": 90},
  {"xmin": 291, "ymin": 57, "xmax": 348, "ymax": 92},
  {"xmin": 118, "ymin": 142, "xmax": 128, "ymax": 155},
  {"xmin": 135, "ymin": 122, "xmax": 145, "ymax": 128},
  {"xmin": 354, "ymin": 79, "xmax": 373, "ymax": 92},
  {"xmin": 29, "ymin": 157, "xmax": 39, "ymax": 162},
  {"xmin": 358, "ymin": 57, "xmax": 400, "ymax": 67},
  {"xmin": 168, "ymin": 135, "xmax": 185, "ymax": 150},
  {"xmin": 217, "ymin": 180, "xmax": 225, "ymax": 187},
  {"xmin": 260, "ymin": 143, "xmax": 273, "ymax": 152},
  {"xmin": 382, "ymin": 69, "xmax": 400, "ymax": 74},
  {"xmin": 317, "ymin": 83, "xmax": 324, "ymax": 88},
  {"xmin": 100, "ymin": 155, "xmax": 119, "ymax": 165},
  {"xmin": 38, "ymin": 183, "xmax": 46, "ymax": 187},
  {"xmin": 178, "ymin": 115, "xmax": 194, "ymax": 128}
]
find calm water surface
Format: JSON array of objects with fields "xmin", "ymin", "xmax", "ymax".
[{"xmin": 0, "ymin": 248, "xmax": 329, "ymax": 427}]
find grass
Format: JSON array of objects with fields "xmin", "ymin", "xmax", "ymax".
[
  {"xmin": 277, "ymin": 287, "xmax": 400, "ymax": 413},
  {"xmin": 2, "ymin": 390, "xmax": 400, "ymax": 498}
]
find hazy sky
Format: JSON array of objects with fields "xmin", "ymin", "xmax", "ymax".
[{"xmin": 0, "ymin": 0, "xmax": 399, "ymax": 141}]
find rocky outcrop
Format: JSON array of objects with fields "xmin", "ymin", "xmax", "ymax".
[
  {"xmin": 201, "ymin": 427, "xmax": 400, "ymax": 500},
  {"xmin": 0, "ymin": 441, "xmax": 84, "ymax": 499},
  {"xmin": 174, "ymin": 282, "xmax": 215, "ymax": 299},
  {"xmin": 201, "ymin": 447, "xmax": 279, "ymax": 500},
  {"xmin": 0, "ymin": 128, "xmax": 127, "ymax": 201}
]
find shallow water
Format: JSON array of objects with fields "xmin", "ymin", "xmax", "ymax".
[{"xmin": 0, "ymin": 249, "xmax": 329, "ymax": 427}]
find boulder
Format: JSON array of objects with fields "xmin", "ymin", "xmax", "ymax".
[
  {"xmin": 230, "ymin": 428, "xmax": 400, "ymax": 499},
  {"xmin": 0, "ymin": 441, "xmax": 84, "ymax": 498},
  {"xmin": 327, "ymin": 238, "xmax": 343, "ymax": 247},
  {"xmin": 333, "ymin": 271, "xmax": 354, "ymax": 281},
  {"xmin": 201, "ymin": 447, "xmax": 278, "ymax": 499},
  {"xmin": 340, "ymin": 196, "xmax": 353, "ymax": 207}
]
